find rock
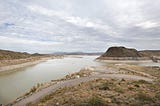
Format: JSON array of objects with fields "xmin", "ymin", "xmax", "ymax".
[
  {"xmin": 56, "ymin": 102, "xmax": 59, "ymax": 105},
  {"xmin": 75, "ymin": 75, "xmax": 80, "ymax": 78},
  {"xmin": 101, "ymin": 46, "xmax": 142, "ymax": 57},
  {"xmin": 98, "ymin": 46, "xmax": 160, "ymax": 60},
  {"xmin": 83, "ymin": 66, "xmax": 94, "ymax": 71}
]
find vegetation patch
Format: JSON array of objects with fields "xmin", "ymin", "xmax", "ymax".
[{"xmin": 77, "ymin": 95, "xmax": 108, "ymax": 106}]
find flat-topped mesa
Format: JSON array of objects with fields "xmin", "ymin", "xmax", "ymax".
[
  {"xmin": 98, "ymin": 46, "xmax": 149, "ymax": 60},
  {"xmin": 102, "ymin": 46, "xmax": 141, "ymax": 57}
]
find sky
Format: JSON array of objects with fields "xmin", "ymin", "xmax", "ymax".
[{"xmin": 0, "ymin": 0, "xmax": 160, "ymax": 53}]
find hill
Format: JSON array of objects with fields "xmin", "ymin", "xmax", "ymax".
[
  {"xmin": 98, "ymin": 46, "xmax": 160, "ymax": 60},
  {"xmin": 101, "ymin": 46, "xmax": 142, "ymax": 57},
  {"xmin": 0, "ymin": 49, "xmax": 45, "ymax": 60},
  {"xmin": 0, "ymin": 49, "xmax": 31, "ymax": 60}
]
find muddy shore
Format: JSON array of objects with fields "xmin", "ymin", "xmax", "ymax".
[{"xmin": 0, "ymin": 56, "xmax": 64, "ymax": 74}]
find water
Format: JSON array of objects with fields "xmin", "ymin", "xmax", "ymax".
[{"xmin": 0, "ymin": 56, "xmax": 100, "ymax": 104}]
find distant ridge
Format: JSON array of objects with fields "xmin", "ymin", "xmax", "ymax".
[
  {"xmin": 53, "ymin": 52, "xmax": 103, "ymax": 55},
  {"xmin": 0, "ymin": 49, "xmax": 45, "ymax": 60}
]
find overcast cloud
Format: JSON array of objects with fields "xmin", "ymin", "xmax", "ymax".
[{"xmin": 0, "ymin": 0, "xmax": 159, "ymax": 53}]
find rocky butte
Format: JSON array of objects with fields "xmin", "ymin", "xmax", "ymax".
[{"xmin": 97, "ymin": 46, "xmax": 160, "ymax": 61}]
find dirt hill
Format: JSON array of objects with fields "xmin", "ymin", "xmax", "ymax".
[
  {"xmin": 0, "ymin": 49, "xmax": 45, "ymax": 60},
  {"xmin": 98, "ymin": 46, "xmax": 160, "ymax": 60},
  {"xmin": 0, "ymin": 50, "xmax": 31, "ymax": 60},
  {"xmin": 101, "ymin": 46, "xmax": 142, "ymax": 57}
]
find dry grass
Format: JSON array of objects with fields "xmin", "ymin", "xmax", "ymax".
[
  {"xmin": 27, "ymin": 75, "xmax": 160, "ymax": 106},
  {"xmin": 24, "ymin": 64, "xmax": 160, "ymax": 106}
]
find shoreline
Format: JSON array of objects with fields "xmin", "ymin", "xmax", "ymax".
[
  {"xmin": 96, "ymin": 59, "xmax": 154, "ymax": 63},
  {"xmin": 96, "ymin": 56, "xmax": 160, "ymax": 63},
  {"xmin": 0, "ymin": 56, "xmax": 63, "ymax": 74}
]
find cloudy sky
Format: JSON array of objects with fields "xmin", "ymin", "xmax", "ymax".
[{"xmin": 0, "ymin": 0, "xmax": 160, "ymax": 53}]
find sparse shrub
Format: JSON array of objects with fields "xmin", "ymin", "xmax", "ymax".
[
  {"xmin": 134, "ymin": 84, "xmax": 140, "ymax": 88},
  {"xmin": 137, "ymin": 80, "xmax": 150, "ymax": 84},
  {"xmin": 40, "ymin": 94, "xmax": 52, "ymax": 103},
  {"xmin": 114, "ymin": 87, "xmax": 124, "ymax": 93},
  {"xmin": 24, "ymin": 92, "xmax": 30, "ymax": 96},
  {"xmin": 30, "ymin": 86, "xmax": 36, "ymax": 93},
  {"xmin": 99, "ymin": 83, "xmax": 110, "ymax": 90},
  {"xmin": 155, "ymin": 92, "xmax": 160, "ymax": 99},
  {"xmin": 136, "ymin": 93, "xmax": 153, "ymax": 102},
  {"xmin": 37, "ymin": 83, "xmax": 40, "ymax": 88},
  {"xmin": 130, "ymin": 93, "xmax": 154, "ymax": 106},
  {"xmin": 26, "ymin": 102, "xmax": 36, "ymax": 106},
  {"xmin": 26, "ymin": 102, "xmax": 32, "ymax": 106},
  {"xmin": 77, "ymin": 96, "xmax": 108, "ymax": 106},
  {"xmin": 121, "ymin": 78, "xmax": 125, "ymax": 81},
  {"xmin": 128, "ymin": 86, "xmax": 135, "ymax": 90}
]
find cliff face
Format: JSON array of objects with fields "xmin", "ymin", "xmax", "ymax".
[{"xmin": 101, "ymin": 46, "xmax": 142, "ymax": 57}]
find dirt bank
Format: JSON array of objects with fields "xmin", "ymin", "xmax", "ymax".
[{"xmin": 0, "ymin": 56, "xmax": 64, "ymax": 74}]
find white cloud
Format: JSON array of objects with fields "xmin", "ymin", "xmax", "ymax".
[
  {"xmin": 0, "ymin": 36, "xmax": 63, "ymax": 45},
  {"xmin": 28, "ymin": 5, "xmax": 53, "ymax": 16},
  {"xmin": 0, "ymin": 0, "xmax": 160, "ymax": 53},
  {"xmin": 66, "ymin": 16, "xmax": 95, "ymax": 27},
  {"xmin": 86, "ymin": 22, "xmax": 95, "ymax": 27},
  {"xmin": 66, "ymin": 16, "xmax": 119, "ymax": 37},
  {"xmin": 27, "ymin": 5, "xmax": 65, "ymax": 17},
  {"xmin": 136, "ymin": 21, "xmax": 159, "ymax": 29}
]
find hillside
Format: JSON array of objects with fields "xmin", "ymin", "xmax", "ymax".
[
  {"xmin": 0, "ymin": 49, "xmax": 31, "ymax": 60},
  {"xmin": 101, "ymin": 46, "xmax": 142, "ymax": 57},
  {"xmin": 98, "ymin": 46, "xmax": 160, "ymax": 60},
  {"xmin": 0, "ymin": 49, "xmax": 44, "ymax": 60}
]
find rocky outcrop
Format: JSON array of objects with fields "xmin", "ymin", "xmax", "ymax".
[
  {"xmin": 98, "ymin": 46, "xmax": 160, "ymax": 60},
  {"xmin": 101, "ymin": 46, "xmax": 142, "ymax": 57}
]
